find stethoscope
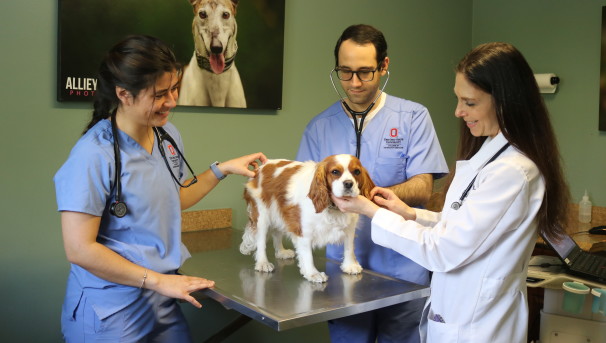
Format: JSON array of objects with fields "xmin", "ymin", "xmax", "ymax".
[
  {"xmin": 450, "ymin": 143, "xmax": 510, "ymax": 210},
  {"xmin": 329, "ymin": 69, "xmax": 390, "ymax": 158},
  {"xmin": 109, "ymin": 116, "xmax": 197, "ymax": 218}
]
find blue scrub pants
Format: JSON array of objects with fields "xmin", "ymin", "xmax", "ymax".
[
  {"xmin": 62, "ymin": 288, "xmax": 192, "ymax": 343},
  {"xmin": 328, "ymin": 297, "xmax": 425, "ymax": 343}
]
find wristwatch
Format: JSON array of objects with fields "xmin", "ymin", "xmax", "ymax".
[{"xmin": 210, "ymin": 161, "xmax": 226, "ymax": 180}]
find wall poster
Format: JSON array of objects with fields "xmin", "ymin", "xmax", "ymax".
[{"xmin": 58, "ymin": 0, "xmax": 285, "ymax": 110}]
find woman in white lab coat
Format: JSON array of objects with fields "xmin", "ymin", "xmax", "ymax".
[{"xmin": 332, "ymin": 42, "xmax": 570, "ymax": 343}]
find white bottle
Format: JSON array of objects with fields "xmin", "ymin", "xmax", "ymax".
[{"xmin": 578, "ymin": 190, "xmax": 592, "ymax": 224}]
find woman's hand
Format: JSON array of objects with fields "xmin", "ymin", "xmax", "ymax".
[
  {"xmin": 331, "ymin": 194, "xmax": 380, "ymax": 218},
  {"xmin": 371, "ymin": 187, "xmax": 416, "ymax": 220},
  {"xmin": 146, "ymin": 271, "xmax": 215, "ymax": 309},
  {"xmin": 61, "ymin": 211, "xmax": 216, "ymax": 309},
  {"xmin": 181, "ymin": 152, "xmax": 267, "ymax": 210},
  {"xmin": 219, "ymin": 152, "xmax": 267, "ymax": 178}
]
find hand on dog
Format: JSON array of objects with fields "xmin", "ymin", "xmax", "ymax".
[
  {"xmin": 370, "ymin": 187, "xmax": 416, "ymax": 220},
  {"xmin": 331, "ymin": 194, "xmax": 379, "ymax": 218},
  {"xmin": 220, "ymin": 152, "xmax": 267, "ymax": 178}
]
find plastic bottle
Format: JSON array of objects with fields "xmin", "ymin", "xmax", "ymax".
[{"xmin": 578, "ymin": 190, "xmax": 592, "ymax": 224}]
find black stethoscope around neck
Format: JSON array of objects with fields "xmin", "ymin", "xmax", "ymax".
[
  {"xmin": 329, "ymin": 69, "xmax": 390, "ymax": 159},
  {"xmin": 109, "ymin": 116, "xmax": 197, "ymax": 218},
  {"xmin": 450, "ymin": 143, "xmax": 510, "ymax": 210}
]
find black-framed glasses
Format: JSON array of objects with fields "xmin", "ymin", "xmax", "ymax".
[
  {"xmin": 154, "ymin": 127, "xmax": 198, "ymax": 188},
  {"xmin": 334, "ymin": 67, "xmax": 379, "ymax": 82}
]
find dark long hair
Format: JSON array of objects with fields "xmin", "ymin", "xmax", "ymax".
[
  {"xmin": 334, "ymin": 24, "xmax": 388, "ymax": 70},
  {"xmin": 83, "ymin": 35, "xmax": 181, "ymax": 134},
  {"xmin": 449, "ymin": 42, "xmax": 569, "ymax": 241}
]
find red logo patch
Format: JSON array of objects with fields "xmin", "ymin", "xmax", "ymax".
[{"xmin": 390, "ymin": 128, "xmax": 398, "ymax": 137}]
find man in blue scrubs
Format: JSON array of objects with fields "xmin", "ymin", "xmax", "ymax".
[{"xmin": 296, "ymin": 24, "xmax": 448, "ymax": 343}]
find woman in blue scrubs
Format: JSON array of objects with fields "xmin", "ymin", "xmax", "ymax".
[{"xmin": 54, "ymin": 35, "xmax": 266, "ymax": 342}]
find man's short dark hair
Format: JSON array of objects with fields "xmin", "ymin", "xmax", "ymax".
[{"xmin": 334, "ymin": 24, "xmax": 388, "ymax": 69}]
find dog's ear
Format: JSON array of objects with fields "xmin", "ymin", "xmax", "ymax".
[
  {"xmin": 358, "ymin": 167, "xmax": 376, "ymax": 199},
  {"xmin": 243, "ymin": 187, "xmax": 258, "ymax": 232},
  {"xmin": 230, "ymin": 0, "xmax": 239, "ymax": 15},
  {"xmin": 308, "ymin": 161, "xmax": 331, "ymax": 213}
]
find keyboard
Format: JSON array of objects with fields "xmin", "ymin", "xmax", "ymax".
[{"xmin": 569, "ymin": 251, "xmax": 606, "ymax": 279}]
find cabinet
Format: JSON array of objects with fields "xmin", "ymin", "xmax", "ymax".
[{"xmin": 527, "ymin": 255, "xmax": 606, "ymax": 342}]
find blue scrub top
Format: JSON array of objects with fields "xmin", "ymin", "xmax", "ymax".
[
  {"xmin": 296, "ymin": 95, "xmax": 448, "ymax": 284},
  {"xmin": 54, "ymin": 119, "xmax": 191, "ymax": 317}
]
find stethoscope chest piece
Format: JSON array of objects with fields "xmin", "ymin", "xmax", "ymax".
[
  {"xmin": 110, "ymin": 201, "xmax": 127, "ymax": 218},
  {"xmin": 450, "ymin": 201, "xmax": 461, "ymax": 210}
]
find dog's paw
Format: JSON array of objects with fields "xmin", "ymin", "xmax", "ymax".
[
  {"xmin": 341, "ymin": 262, "xmax": 363, "ymax": 275},
  {"xmin": 304, "ymin": 271, "xmax": 328, "ymax": 283},
  {"xmin": 255, "ymin": 261, "xmax": 275, "ymax": 273},
  {"xmin": 239, "ymin": 241, "xmax": 255, "ymax": 255},
  {"xmin": 275, "ymin": 249, "xmax": 295, "ymax": 260},
  {"xmin": 239, "ymin": 228, "xmax": 256, "ymax": 255}
]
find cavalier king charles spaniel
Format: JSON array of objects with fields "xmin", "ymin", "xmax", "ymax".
[{"xmin": 240, "ymin": 154, "xmax": 375, "ymax": 283}]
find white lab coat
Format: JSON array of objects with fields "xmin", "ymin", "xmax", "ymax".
[{"xmin": 371, "ymin": 133, "xmax": 545, "ymax": 343}]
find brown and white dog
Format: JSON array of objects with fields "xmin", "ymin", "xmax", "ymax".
[
  {"xmin": 240, "ymin": 154, "xmax": 375, "ymax": 283},
  {"xmin": 178, "ymin": 0, "xmax": 246, "ymax": 107}
]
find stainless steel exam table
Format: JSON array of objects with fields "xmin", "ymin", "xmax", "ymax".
[{"xmin": 179, "ymin": 231, "xmax": 429, "ymax": 342}]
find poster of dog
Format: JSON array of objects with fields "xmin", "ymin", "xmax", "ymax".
[{"xmin": 57, "ymin": 0, "xmax": 285, "ymax": 110}]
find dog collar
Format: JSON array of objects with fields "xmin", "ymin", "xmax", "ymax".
[{"xmin": 195, "ymin": 53, "xmax": 236, "ymax": 74}]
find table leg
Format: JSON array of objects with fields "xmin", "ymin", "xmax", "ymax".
[{"xmin": 203, "ymin": 314, "xmax": 253, "ymax": 343}]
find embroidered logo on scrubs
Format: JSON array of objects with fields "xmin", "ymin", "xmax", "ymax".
[
  {"xmin": 167, "ymin": 144, "xmax": 176, "ymax": 156},
  {"xmin": 383, "ymin": 128, "xmax": 404, "ymax": 150},
  {"xmin": 166, "ymin": 143, "xmax": 180, "ymax": 168}
]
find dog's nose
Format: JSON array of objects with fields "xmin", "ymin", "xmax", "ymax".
[
  {"xmin": 343, "ymin": 180, "xmax": 353, "ymax": 189},
  {"xmin": 211, "ymin": 45, "xmax": 223, "ymax": 54},
  {"xmin": 211, "ymin": 38, "xmax": 224, "ymax": 54}
]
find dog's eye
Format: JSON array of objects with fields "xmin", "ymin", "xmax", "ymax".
[
  {"xmin": 199, "ymin": 11, "xmax": 207, "ymax": 19},
  {"xmin": 331, "ymin": 170, "xmax": 341, "ymax": 176},
  {"xmin": 353, "ymin": 169, "xmax": 361, "ymax": 176},
  {"xmin": 222, "ymin": 12, "xmax": 230, "ymax": 19}
]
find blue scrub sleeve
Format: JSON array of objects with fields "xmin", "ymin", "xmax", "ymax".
[
  {"xmin": 296, "ymin": 126, "xmax": 320, "ymax": 162},
  {"xmin": 405, "ymin": 107, "xmax": 448, "ymax": 179},
  {"xmin": 54, "ymin": 140, "xmax": 114, "ymax": 216}
]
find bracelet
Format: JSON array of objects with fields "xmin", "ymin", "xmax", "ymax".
[
  {"xmin": 210, "ymin": 161, "xmax": 227, "ymax": 180},
  {"xmin": 139, "ymin": 269, "xmax": 148, "ymax": 289}
]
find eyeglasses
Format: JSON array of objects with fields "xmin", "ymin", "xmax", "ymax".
[
  {"xmin": 154, "ymin": 127, "xmax": 198, "ymax": 188},
  {"xmin": 334, "ymin": 67, "xmax": 380, "ymax": 82}
]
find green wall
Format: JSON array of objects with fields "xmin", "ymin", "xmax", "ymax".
[
  {"xmin": 1, "ymin": 0, "xmax": 604, "ymax": 342},
  {"xmin": 473, "ymin": 0, "xmax": 606, "ymax": 208}
]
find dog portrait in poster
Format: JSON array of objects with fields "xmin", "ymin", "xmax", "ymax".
[
  {"xmin": 178, "ymin": 0, "xmax": 246, "ymax": 108},
  {"xmin": 57, "ymin": 0, "xmax": 284, "ymax": 110}
]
